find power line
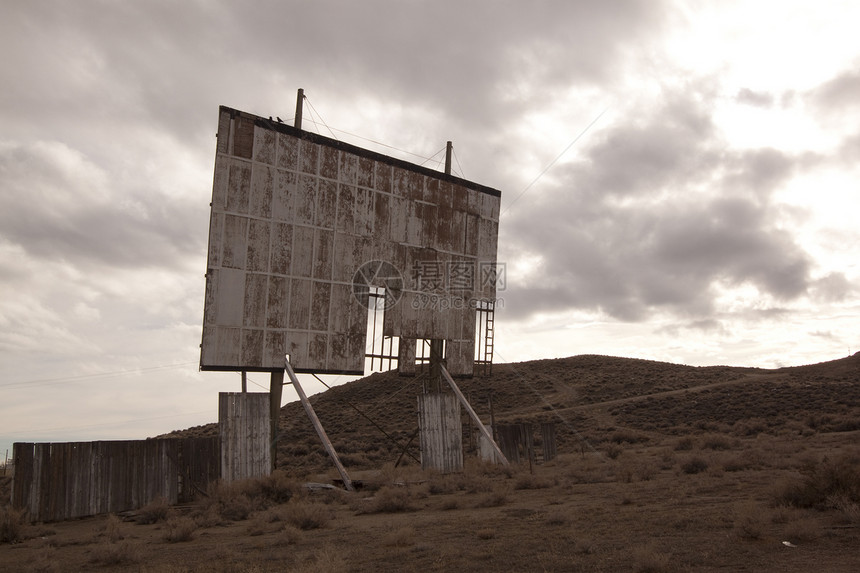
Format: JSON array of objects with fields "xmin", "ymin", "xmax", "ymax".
[
  {"xmin": 501, "ymin": 107, "xmax": 608, "ymax": 217},
  {"xmin": 0, "ymin": 362, "xmax": 199, "ymax": 390},
  {"xmin": 292, "ymin": 101, "xmax": 447, "ymax": 165},
  {"xmin": 290, "ymin": 93, "xmax": 473, "ymax": 176},
  {"xmin": 419, "ymin": 145, "xmax": 448, "ymax": 168},
  {"xmin": 491, "ymin": 348, "xmax": 602, "ymax": 458},
  {"xmin": 452, "ymin": 147, "xmax": 466, "ymax": 179},
  {"xmin": 303, "ymin": 96, "xmax": 338, "ymax": 140},
  {"xmin": 1, "ymin": 409, "xmax": 212, "ymax": 437},
  {"xmin": 243, "ymin": 375, "xmax": 271, "ymax": 392}
]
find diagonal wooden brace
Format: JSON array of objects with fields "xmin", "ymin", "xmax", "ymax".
[
  {"xmin": 440, "ymin": 365, "xmax": 509, "ymax": 466},
  {"xmin": 284, "ymin": 360, "xmax": 354, "ymax": 491}
]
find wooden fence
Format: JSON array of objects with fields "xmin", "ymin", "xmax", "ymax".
[
  {"xmin": 12, "ymin": 438, "xmax": 220, "ymax": 522},
  {"xmin": 219, "ymin": 392, "xmax": 271, "ymax": 482},
  {"xmin": 496, "ymin": 423, "xmax": 557, "ymax": 465},
  {"xmin": 418, "ymin": 393, "xmax": 463, "ymax": 473}
]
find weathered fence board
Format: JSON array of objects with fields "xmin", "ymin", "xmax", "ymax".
[
  {"xmin": 11, "ymin": 438, "xmax": 219, "ymax": 522},
  {"xmin": 418, "ymin": 393, "xmax": 463, "ymax": 473},
  {"xmin": 496, "ymin": 423, "xmax": 557, "ymax": 465},
  {"xmin": 478, "ymin": 424, "xmax": 503, "ymax": 463},
  {"xmin": 541, "ymin": 423, "xmax": 557, "ymax": 462},
  {"xmin": 219, "ymin": 392, "xmax": 271, "ymax": 482}
]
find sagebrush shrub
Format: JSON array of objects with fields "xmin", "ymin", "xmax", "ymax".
[
  {"xmin": 102, "ymin": 514, "xmax": 124, "ymax": 543},
  {"xmin": 283, "ymin": 501, "xmax": 332, "ymax": 529},
  {"xmin": 733, "ymin": 502, "xmax": 766, "ymax": 540},
  {"xmin": 363, "ymin": 486, "xmax": 416, "ymax": 514},
  {"xmin": 632, "ymin": 545, "xmax": 670, "ymax": 572},
  {"xmin": 136, "ymin": 496, "xmax": 169, "ymax": 525},
  {"xmin": 89, "ymin": 541, "xmax": 140, "ymax": 565},
  {"xmin": 773, "ymin": 454, "xmax": 860, "ymax": 509},
  {"xmin": 162, "ymin": 516, "xmax": 197, "ymax": 543},
  {"xmin": 0, "ymin": 505, "xmax": 24, "ymax": 543},
  {"xmin": 382, "ymin": 525, "xmax": 415, "ymax": 547},
  {"xmin": 681, "ymin": 456, "xmax": 708, "ymax": 475},
  {"xmin": 473, "ymin": 490, "xmax": 508, "ymax": 508}
]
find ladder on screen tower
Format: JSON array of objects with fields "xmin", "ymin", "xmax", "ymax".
[
  {"xmin": 480, "ymin": 300, "xmax": 495, "ymax": 375},
  {"xmin": 484, "ymin": 311, "xmax": 494, "ymax": 367}
]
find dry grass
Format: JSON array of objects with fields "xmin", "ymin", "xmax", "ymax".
[
  {"xmin": 195, "ymin": 473, "xmax": 302, "ymax": 525},
  {"xmin": 783, "ymin": 517, "xmax": 823, "ymax": 543},
  {"xmin": 88, "ymin": 540, "xmax": 141, "ymax": 566},
  {"xmin": 476, "ymin": 528, "xmax": 496, "ymax": 540},
  {"xmin": 438, "ymin": 497, "xmax": 461, "ymax": 510},
  {"xmin": 680, "ymin": 455, "xmax": 709, "ymax": 475},
  {"xmin": 544, "ymin": 509, "xmax": 569, "ymax": 526},
  {"xmin": 512, "ymin": 472, "xmax": 553, "ymax": 490},
  {"xmin": 243, "ymin": 470, "xmax": 300, "ymax": 505},
  {"xmin": 632, "ymin": 545, "xmax": 671, "ymax": 572},
  {"xmin": 773, "ymin": 452, "xmax": 860, "ymax": 509},
  {"xmin": 288, "ymin": 546, "xmax": 347, "ymax": 573},
  {"xmin": 136, "ymin": 496, "xmax": 170, "ymax": 524},
  {"xmin": 473, "ymin": 488, "xmax": 508, "ymax": 508},
  {"xmin": 0, "ymin": 504, "xmax": 24, "ymax": 543},
  {"xmin": 360, "ymin": 486, "xmax": 417, "ymax": 514},
  {"xmin": 163, "ymin": 516, "xmax": 197, "ymax": 542},
  {"xmin": 279, "ymin": 524, "xmax": 303, "ymax": 545},
  {"xmin": 101, "ymin": 513, "xmax": 124, "ymax": 543},
  {"xmin": 829, "ymin": 494, "xmax": 860, "ymax": 525},
  {"xmin": 205, "ymin": 482, "xmax": 256, "ymax": 522},
  {"xmin": 28, "ymin": 549, "xmax": 62, "ymax": 573},
  {"xmin": 4, "ymin": 353, "xmax": 860, "ymax": 572},
  {"xmin": 281, "ymin": 501, "xmax": 332, "ymax": 530},
  {"xmin": 733, "ymin": 501, "xmax": 767, "ymax": 540},
  {"xmin": 700, "ymin": 433, "xmax": 737, "ymax": 451},
  {"xmin": 674, "ymin": 436, "xmax": 694, "ymax": 451},
  {"xmin": 193, "ymin": 503, "xmax": 224, "ymax": 528},
  {"xmin": 381, "ymin": 525, "xmax": 415, "ymax": 547}
]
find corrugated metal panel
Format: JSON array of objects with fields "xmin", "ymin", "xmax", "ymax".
[
  {"xmin": 218, "ymin": 392, "xmax": 271, "ymax": 482},
  {"xmin": 418, "ymin": 393, "xmax": 463, "ymax": 473}
]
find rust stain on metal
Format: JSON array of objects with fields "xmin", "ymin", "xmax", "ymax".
[{"xmin": 201, "ymin": 106, "xmax": 501, "ymax": 376}]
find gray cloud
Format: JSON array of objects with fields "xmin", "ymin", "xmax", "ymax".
[
  {"xmin": 501, "ymin": 84, "xmax": 814, "ymax": 322},
  {"xmin": 810, "ymin": 272, "xmax": 854, "ymax": 303},
  {"xmin": 0, "ymin": 141, "xmax": 204, "ymax": 271},
  {"xmin": 810, "ymin": 67, "xmax": 860, "ymax": 112},
  {"xmin": 2, "ymin": 1, "xmax": 670, "ymax": 148},
  {"xmin": 736, "ymin": 88, "xmax": 774, "ymax": 108}
]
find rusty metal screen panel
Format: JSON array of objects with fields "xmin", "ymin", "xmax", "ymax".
[{"xmin": 201, "ymin": 106, "xmax": 501, "ymax": 375}]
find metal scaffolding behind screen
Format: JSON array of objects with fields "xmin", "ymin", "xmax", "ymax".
[
  {"xmin": 365, "ymin": 286, "xmax": 399, "ymax": 373},
  {"xmin": 416, "ymin": 338, "xmax": 446, "ymax": 370}
]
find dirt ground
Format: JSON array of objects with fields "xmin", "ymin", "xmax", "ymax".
[{"xmin": 2, "ymin": 354, "xmax": 859, "ymax": 572}]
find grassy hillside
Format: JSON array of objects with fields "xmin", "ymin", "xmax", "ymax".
[
  {"xmin": 165, "ymin": 353, "xmax": 860, "ymax": 476},
  {"xmin": 5, "ymin": 353, "xmax": 856, "ymax": 572}
]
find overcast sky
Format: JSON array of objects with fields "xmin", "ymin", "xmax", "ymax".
[{"xmin": 2, "ymin": 1, "xmax": 859, "ymax": 456}]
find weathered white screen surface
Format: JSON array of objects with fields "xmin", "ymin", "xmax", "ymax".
[{"xmin": 201, "ymin": 107, "xmax": 500, "ymax": 375}]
